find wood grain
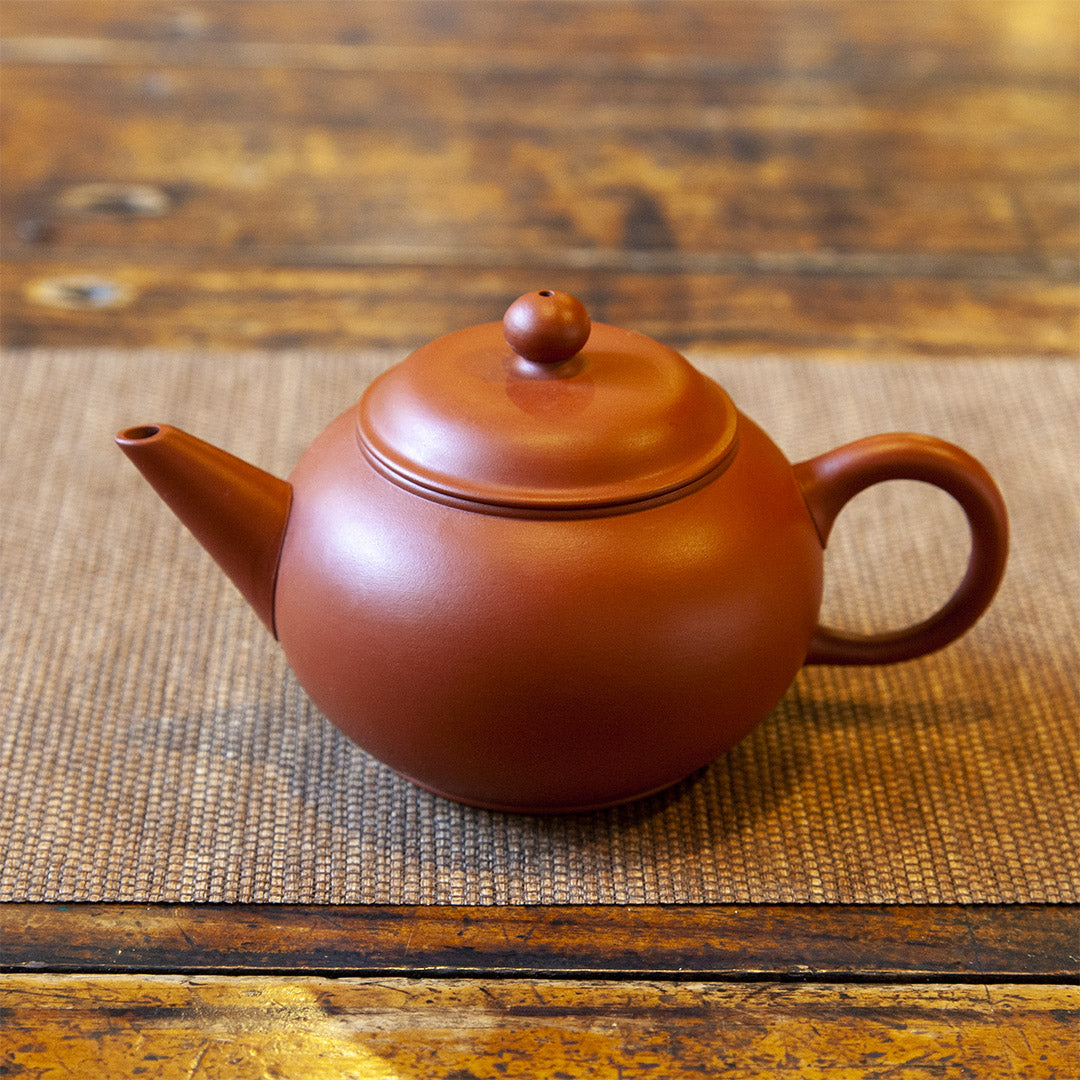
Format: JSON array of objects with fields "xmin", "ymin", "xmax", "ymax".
[
  {"xmin": 3, "ymin": 974, "xmax": 1077, "ymax": 1079},
  {"xmin": 4, "ymin": 0, "xmax": 1076, "ymax": 76},
  {"xmin": 3, "ymin": 904, "xmax": 1077, "ymax": 981},
  {"xmin": 4, "ymin": 261, "xmax": 1075, "ymax": 354},
  {"xmin": 2, "ymin": 0, "xmax": 1076, "ymax": 353},
  {"xmin": 3, "ymin": 61, "xmax": 1074, "ymax": 257}
]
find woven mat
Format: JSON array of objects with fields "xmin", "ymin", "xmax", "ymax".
[{"xmin": 1, "ymin": 350, "xmax": 1076, "ymax": 904}]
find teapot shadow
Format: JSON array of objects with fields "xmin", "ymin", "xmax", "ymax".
[
  {"xmin": 149, "ymin": 657, "xmax": 1004, "ymax": 904},
  {"xmin": 265, "ymin": 690, "xmax": 827, "ymax": 902}
]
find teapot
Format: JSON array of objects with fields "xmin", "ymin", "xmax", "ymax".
[{"xmin": 117, "ymin": 291, "xmax": 1008, "ymax": 812}]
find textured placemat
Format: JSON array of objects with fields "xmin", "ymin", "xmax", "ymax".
[{"xmin": 1, "ymin": 349, "xmax": 1076, "ymax": 904}]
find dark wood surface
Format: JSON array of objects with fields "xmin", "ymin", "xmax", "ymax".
[
  {"xmin": 2, "ymin": 903, "xmax": 1078, "ymax": 982},
  {"xmin": 2, "ymin": 0, "xmax": 1076, "ymax": 354},
  {"xmin": 2, "ymin": 2, "xmax": 1077, "ymax": 1075}
]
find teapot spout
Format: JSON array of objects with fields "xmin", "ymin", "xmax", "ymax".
[{"xmin": 116, "ymin": 425, "xmax": 292, "ymax": 637}]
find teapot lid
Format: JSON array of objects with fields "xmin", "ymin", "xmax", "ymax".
[{"xmin": 357, "ymin": 290, "xmax": 738, "ymax": 512}]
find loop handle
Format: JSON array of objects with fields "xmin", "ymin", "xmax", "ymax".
[{"xmin": 794, "ymin": 434, "xmax": 1008, "ymax": 665}]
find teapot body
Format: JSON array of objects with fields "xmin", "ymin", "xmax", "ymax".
[
  {"xmin": 117, "ymin": 292, "xmax": 1008, "ymax": 813},
  {"xmin": 275, "ymin": 406, "xmax": 824, "ymax": 812}
]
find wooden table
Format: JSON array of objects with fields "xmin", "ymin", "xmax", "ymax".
[{"xmin": 2, "ymin": 3, "xmax": 1077, "ymax": 1075}]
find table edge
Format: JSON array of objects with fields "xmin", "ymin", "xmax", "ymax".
[{"xmin": 2, "ymin": 902, "xmax": 1076, "ymax": 982}]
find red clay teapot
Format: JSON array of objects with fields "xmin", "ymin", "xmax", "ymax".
[{"xmin": 117, "ymin": 291, "xmax": 1008, "ymax": 812}]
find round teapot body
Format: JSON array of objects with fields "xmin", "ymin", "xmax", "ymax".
[{"xmin": 273, "ymin": 406, "xmax": 824, "ymax": 813}]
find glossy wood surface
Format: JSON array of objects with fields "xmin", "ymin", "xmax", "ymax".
[
  {"xmin": 1, "ymin": 1, "xmax": 1076, "ymax": 1075},
  {"xmin": 4, "ymin": 975, "xmax": 1077, "ymax": 1079}
]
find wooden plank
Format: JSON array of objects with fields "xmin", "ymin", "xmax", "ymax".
[
  {"xmin": 4, "ymin": 58, "xmax": 1073, "ymax": 194},
  {"xmin": 3, "ymin": 61, "xmax": 1075, "ymax": 258},
  {"xmin": 3, "ymin": 3, "xmax": 1076, "ymax": 264},
  {"xmin": 2, "ymin": 974, "xmax": 1077, "ymax": 1079},
  {"xmin": 3, "ymin": 0, "xmax": 1076, "ymax": 82},
  {"xmin": 2, "ymin": 904, "xmax": 1077, "ymax": 980},
  {"xmin": 4, "ymin": 260, "xmax": 1076, "ymax": 354}
]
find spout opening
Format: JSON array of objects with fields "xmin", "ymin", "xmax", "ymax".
[{"xmin": 117, "ymin": 424, "xmax": 162, "ymax": 442}]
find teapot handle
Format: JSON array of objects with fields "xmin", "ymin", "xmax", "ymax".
[{"xmin": 793, "ymin": 433, "xmax": 1008, "ymax": 665}]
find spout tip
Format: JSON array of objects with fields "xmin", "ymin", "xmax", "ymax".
[{"xmin": 116, "ymin": 424, "xmax": 164, "ymax": 446}]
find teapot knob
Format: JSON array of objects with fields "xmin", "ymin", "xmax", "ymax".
[{"xmin": 503, "ymin": 290, "xmax": 591, "ymax": 364}]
